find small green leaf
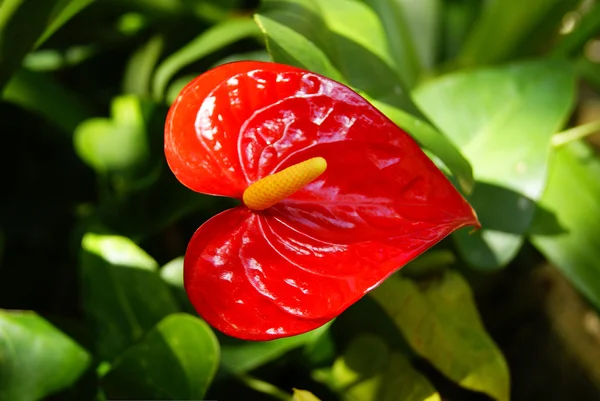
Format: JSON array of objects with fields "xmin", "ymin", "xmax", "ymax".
[
  {"xmin": 74, "ymin": 95, "xmax": 152, "ymax": 173},
  {"xmin": 530, "ymin": 141, "xmax": 600, "ymax": 310},
  {"xmin": 414, "ymin": 59, "xmax": 575, "ymax": 269},
  {"xmin": 153, "ymin": 17, "xmax": 260, "ymax": 100},
  {"xmin": 293, "ymin": 389, "xmax": 322, "ymax": 401},
  {"xmin": 0, "ymin": 309, "xmax": 91, "ymax": 401},
  {"xmin": 327, "ymin": 334, "xmax": 440, "ymax": 401},
  {"xmin": 371, "ymin": 272, "xmax": 509, "ymax": 401},
  {"xmin": 103, "ymin": 313, "xmax": 219, "ymax": 400},
  {"xmin": 123, "ymin": 35, "xmax": 164, "ymax": 96},
  {"xmin": 80, "ymin": 233, "xmax": 179, "ymax": 361}
]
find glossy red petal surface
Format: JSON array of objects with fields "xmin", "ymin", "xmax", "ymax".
[
  {"xmin": 184, "ymin": 207, "xmax": 330, "ymax": 340},
  {"xmin": 169, "ymin": 61, "xmax": 480, "ymax": 340},
  {"xmin": 186, "ymin": 203, "xmax": 473, "ymax": 340}
]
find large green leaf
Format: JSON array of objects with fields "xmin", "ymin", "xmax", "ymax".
[
  {"xmin": 153, "ymin": 17, "xmax": 261, "ymax": 100},
  {"xmin": 414, "ymin": 59, "xmax": 575, "ymax": 269},
  {"xmin": 255, "ymin": 2, "xmax": 474, "ymax": 191},
  {"xmin": 0, "ymin": 309, "xmax": 90, "ymax": 401},
  {"xmin": 322, "ymin": 335, "xmax": 440, "ymax": 401},
  {"xmin": 371, "ymin": 272, "xmax": 509, "ymax": 401},
  {"xmin": 80, "ymin": 233, "xmax": 179, "ymax": 361},
  {"xmin": 103, "ymin": 313, "xmax": 219, "ymax": 400},
  {"xmin": 0, "ymin": 0, "xmax": 62, "ymax": 90},
  {"xmin": 530, "ymin": 141, "xmax": 600, "ymax": 310}
]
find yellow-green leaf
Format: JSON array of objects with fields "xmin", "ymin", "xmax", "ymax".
[{"xmin": 371, "ymin": 272, "xmax": 509, "ymax": 401}]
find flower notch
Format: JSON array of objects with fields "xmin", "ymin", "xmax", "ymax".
[{"xmin": 243, "ymin": 157, "xmax": 327, "ymax": 210}]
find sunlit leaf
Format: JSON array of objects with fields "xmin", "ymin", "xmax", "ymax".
[
  {"xmin": 0, "ymin": 309, "xmax": 90, "ymax": 401},
  {"xmin": 371, "ymin": 272, "xmax": 509, "ymax": 401},
  {"xmin": 323, "ymin": 334, "xmax": 440, "ymax": 401},
  {"xmin": 414, "ymin": 59, "xmax": 575, "ymax": 269},
  {"xmin": 103, "ymin": 314, "xmax": 219, "ymax": 400},
  {"xmin": 74, "ymin": 95, "xmax": 152, "ymax": 173},
  {"xmin": 530, "ymin": 141, "xmax": 600, "ymax": 310},
  {"xmin": 293, "ymin": 389, "xmax": 322, "ymax": 401},
  {"xmin": 80, "ymin": 233, "xmax": 179, "ymax": 361}
]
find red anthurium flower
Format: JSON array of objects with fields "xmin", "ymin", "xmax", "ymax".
[{"xmin": 165, "ymin": 61, "xmax": 479, "ymax": 340}]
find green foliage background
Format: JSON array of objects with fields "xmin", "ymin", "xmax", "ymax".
[{"xmin": 1, "ymin": 0, "xmax": 600, "ymax": 400}]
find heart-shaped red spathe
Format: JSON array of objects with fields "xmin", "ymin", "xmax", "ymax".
[{"xmin": 165, "ymin": 61, "xmax": 479, "ymax": 340}]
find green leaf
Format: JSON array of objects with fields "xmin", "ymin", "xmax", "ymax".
[
  {"xmin": 364, "ymin": 0, "xmax": 439, "ymax": 82},
  {"xmin": 256, "ymin": 0, "xmax": 413, "ymax": 111},
  {"xmin": 74, "ymin": 95, "xmax": 152, "ymax": 173},
  {"xmin": 153, "ymin": 17, "xmax": 261, "ymax": 101},
  {"xmin": 293, "ymin": 389, "xmax": 322, "ymax": 401},
  {"xmin": 0, "ymin": 0, "xmax": 62, "ymax": 90},
  {"xmin": 123, "ymin": 35, "xmax": 164, "ymax": 96},
  {"xmin": 254, "ymin": 14, "xmax": 344, "ymax": 82},
  {"xmin": 103, "ymin": 313, "xmax": 219, "ymax": 400},
  {"xmin": 34, "ymin": 0, "xmax": 96, "ymax": 48},
  {"xmin": 371, "ymin": 272, "xmax": 509, "ymax": 401},
  {"xmin": 3, "ymin": 68, "xmax": 94, "ymax": 135},
  {"xmin": 220, "ymin": 323, "xmax": 331, "ymax": 374},
  {"xmin": 0, "ymin": 309, "xmax": 90, "ymax": 401},
  {"xmin": 530, "ymin": 141, "xmax": 600, "ymax": 310},
  {"xmin": 160, "ymin": 256, "xmax": 197, "ymax": 314},
  {"xmin": 80, "ymin": 233, "xmax": 179, "ymax": 361},
  {"xmin": 414, "ymin": 59, "xmax": 575, "ymax": 269},
  {"xmin": 459, "ymin": 0, "xmax": 568, "ymax": 65},
  {"xmin": 326, "ymin": 334, "xmax": 440, "ymax": 401}
]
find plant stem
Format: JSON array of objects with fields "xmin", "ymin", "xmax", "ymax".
[{"xmin": 552, "ymin": 119, "xmax": 600, "ymax": 147}]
